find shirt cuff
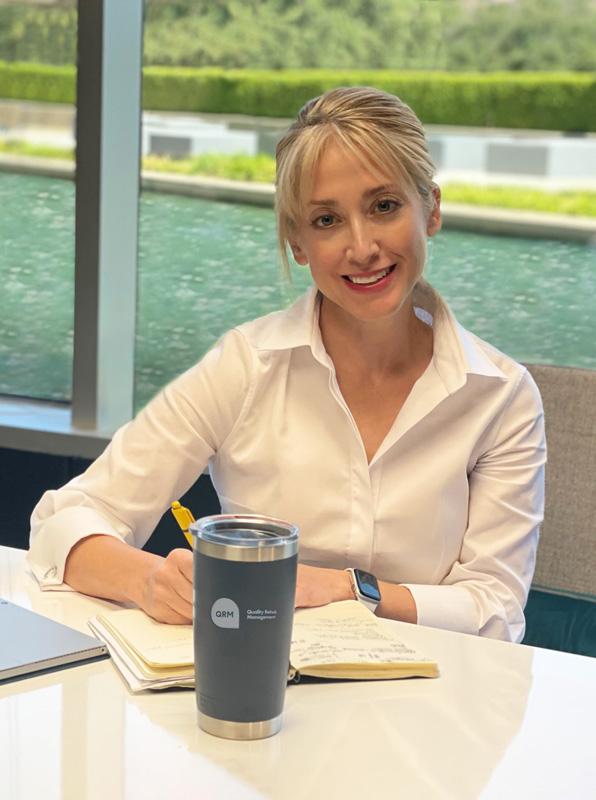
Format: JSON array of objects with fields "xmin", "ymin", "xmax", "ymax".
[
  {"xmin": 28, "ymin": 506, "xmax": 129, "ymax": 589},
  {"xmin": 402, "ymin": 583, "xmax": 480, "ymax": 636}
]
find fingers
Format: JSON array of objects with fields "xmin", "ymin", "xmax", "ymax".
[
  {"xmin": 160, "ymin": 550, "xmax": 193, "ymax": 619},
  {"xmin": 150, "ymin": 604, "xmax": 192, "ymax": 626},
  {"xmin": 169, "ymin": 547, "xmax": 194, "ymax": 582},
  {"xmin": 143, "ymin": 549, "xmax": 194, "ymax": 624}
]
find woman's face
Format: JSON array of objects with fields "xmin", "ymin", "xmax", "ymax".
[{"xmin": 290, "ymin": 139, "xmax": 441, "ymax": 326}]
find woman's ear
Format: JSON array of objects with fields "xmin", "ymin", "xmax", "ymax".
[
  {"xmin": 426, "ymin": 184, "xmax": 442, "ymax": 237},
  {"xmin": 290, "ymin": 242, "xmax": 309, "ymax": 266}
]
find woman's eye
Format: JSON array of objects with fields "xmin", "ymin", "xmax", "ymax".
[
  {"xmin": 313, "ymin": 214, "xmax": 336, "ymax": 228},
  {"xmin": 375, "ymin": 198, "xmax": 398, "ymax": 214}
]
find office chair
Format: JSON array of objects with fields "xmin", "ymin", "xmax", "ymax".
[{"xmin": 522, "ymin": 363, "xmax": 596, "ymax": 657}]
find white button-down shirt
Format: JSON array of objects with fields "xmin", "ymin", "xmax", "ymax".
[{"xmin": 29, "ymin": 288, "xmax": 546, "ymax": 641}]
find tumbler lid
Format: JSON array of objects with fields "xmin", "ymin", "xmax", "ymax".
[{"xmin": 190, "ymin": 514, "xmax": 299, "ymax": 562}]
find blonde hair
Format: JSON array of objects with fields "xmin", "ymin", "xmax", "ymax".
[{"xmin": 275, "ymin": 86, "xmax": 445, "ymax": 317}]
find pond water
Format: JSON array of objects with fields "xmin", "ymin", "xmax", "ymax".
[{"xmin": 1, "ymin": 172, "xmax": 594, "ymax": 410}]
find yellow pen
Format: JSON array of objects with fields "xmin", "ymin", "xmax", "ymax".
[{"xmin": 171, "ymin": 501, "xmax": 195, "ymax": 548}]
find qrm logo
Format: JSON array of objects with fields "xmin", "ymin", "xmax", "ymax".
[{"xmin": 211, "ymin": 598, "xmax": 240, "ymax": 629}]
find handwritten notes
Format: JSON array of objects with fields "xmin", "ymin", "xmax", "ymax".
[{"xmin": 290, "ymin": 601, "xmax": 438, "ymax": 679}]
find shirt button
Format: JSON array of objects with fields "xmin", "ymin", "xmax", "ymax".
[{"xmin": 44, "ymin": 566, "xmax": 57, "ymax": 579}]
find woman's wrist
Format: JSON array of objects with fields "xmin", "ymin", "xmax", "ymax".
[
  {"xmin": 376, "ymin": 582, "xmax": 417, "ymax": 624},
  {"xmin": 126, "ymin": 548, "xmax": 165, "ymax": 609},
  {"xmin": 335, "ymin": 568, "xmax": 356, "ymax": 602},
  {"xmin": 64, "ymin": 533, "xmax": 162, "ymax": 608}
]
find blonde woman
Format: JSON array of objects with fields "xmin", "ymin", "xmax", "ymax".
[{"xmin": 29, "ymin": 87, "xmax": 546, "ymax": 642}]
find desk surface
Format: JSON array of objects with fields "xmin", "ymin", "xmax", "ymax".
[{"xmin": 1, "ymin": 546, "xmax": 595, "ymax": 800}]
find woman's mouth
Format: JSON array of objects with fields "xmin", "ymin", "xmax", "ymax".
[{"xmin": 342, "ymin": 265, "xmax": 396, "ymax": 291}]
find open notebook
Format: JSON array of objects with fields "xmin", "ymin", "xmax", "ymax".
[{"xmin": 89, "ymin": 600, "xmax": 438, "ymax": 692}]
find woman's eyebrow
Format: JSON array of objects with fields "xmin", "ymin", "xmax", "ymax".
[
  {"xmin": 364, "ymin": 184, "xmax": 398, "ymax": 196},
  {"xmin": 308, "ymin": 184, "xmax": 398, "ymax": 206},
  {"xmin": 308, "ymin": 197, "xmax": 338, "ymax": 207}
]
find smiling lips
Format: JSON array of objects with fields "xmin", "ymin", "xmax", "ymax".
[{"xmin": 342, "ymin": 264, "xmax": 396, "ymax": 291}]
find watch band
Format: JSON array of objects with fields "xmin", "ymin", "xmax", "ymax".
[{"xmin": 346, "ymin": 568, "xmax": 380, "ymax": 613}]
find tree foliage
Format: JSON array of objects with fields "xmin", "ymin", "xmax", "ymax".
[
  {"xmin": 0, "ymin": 5, "xmax": 76, "ymax": 64},
  {"xmin": 445, "ymin": 0, "xmax": 596, "ymax": 71},
  {"xmin": 0, "ymin": 0, "xmax": 594, "ymax": 71}
]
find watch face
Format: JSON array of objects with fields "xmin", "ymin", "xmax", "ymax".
[{"xmin": 354, "ymin": 569, "xmax": 381, "ymax": 603}]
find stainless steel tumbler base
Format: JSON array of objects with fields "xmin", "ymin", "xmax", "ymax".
[{"xmin": 198, "ymin": 711, "xmax": 283, "ymax": 740}]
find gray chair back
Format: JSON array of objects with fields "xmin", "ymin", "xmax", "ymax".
[{"xmin": 525, "ymin": 364, "xmax": 596, "ymax": 599}]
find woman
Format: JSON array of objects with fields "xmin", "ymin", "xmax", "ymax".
[{"xmin": 29, "ymin": 87, "xmax": 546, "ymax": 641}]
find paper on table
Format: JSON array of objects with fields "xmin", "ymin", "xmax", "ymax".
[
  {"xmin": 290, "ymin": 601, "xmax": 438, "ymax": 677},
  {"xmin": 88, "ymin": 617, "xmax": 193, "ymax": 692},
  {"xmin": 98, "ymin": 608, "xmax": 193, "ymax": 668}
]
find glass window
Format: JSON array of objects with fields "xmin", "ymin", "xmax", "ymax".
[
  {"xmin": 135, "ymin": 1, "xmax": 596, "ymax": 412},
  {"xmin": 429, "ymin": 232, "xmax": 596, "ymax": 371},
  {"xmin": 0, "ymin": 1, "xmax": 77, "ymax": 402},
  {"xmin": 135, "ymin": 1, "xmax": 310, "ymax": 411}
]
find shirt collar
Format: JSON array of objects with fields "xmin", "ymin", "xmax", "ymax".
[
  {"xmin": 246, "ymin": 286, "xmax": 318, "ymax": 349},
  {"xmin": 432, "ymin": 304, "xmax": 507, "ymax": 393},
  {"xmin": 247, "ymin": 286, "xmax": 336, "ymax": 369},
  {"xmin": 248, "ymin": 286, "xmax": 507, "ymax": 387}
]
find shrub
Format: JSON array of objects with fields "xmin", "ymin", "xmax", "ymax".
[
  {"xmin": 0, "ymin": 60, "xmax": 74, "ymax": 103},
  {"xmin": 142, "ymin": 69, "xmax": 596, "ymax": 132},
  {"xmin": 1, "ymin": 61, "xmax": 594, "ymax": 132}
]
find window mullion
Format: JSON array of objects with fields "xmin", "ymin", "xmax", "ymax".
[{"xmin": 72, "ymin": 0, "xmax": 143, "ymax": 433}]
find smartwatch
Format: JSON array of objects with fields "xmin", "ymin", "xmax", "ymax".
[{"xmin": 346, "ymin": 568, "xmax": 381, "ymax": 613}]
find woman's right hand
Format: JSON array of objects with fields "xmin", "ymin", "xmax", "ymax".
[
  {"xmin": 139, "ymin": 547, "xmax": 194, "ymax": 624},
  {"xmin": 63, "ymin": 534, "xmax": 194, "ymax": 625}
]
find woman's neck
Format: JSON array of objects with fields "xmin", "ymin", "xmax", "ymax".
[{"xmin": 318, "ymin": 295, "xmax": 433, "ymax": 379}]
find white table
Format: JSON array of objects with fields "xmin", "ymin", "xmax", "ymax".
[{"xmin": 1, "ymin": 545, "xmax": 595, "ymax": 800}]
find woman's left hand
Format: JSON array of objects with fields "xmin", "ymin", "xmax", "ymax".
[{"xmin": 295, "ymin": 564, "xmax": 353, "ymax": 608}]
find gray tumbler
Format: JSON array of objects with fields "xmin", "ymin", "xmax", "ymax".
[{"xmin": 190, "ymin": 513, "xmax": 299, "ymax": 740}]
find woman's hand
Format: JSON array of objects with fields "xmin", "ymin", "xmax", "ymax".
[
  {"xmin": 138, "ymin": 548, "xmax": 193, "ymax": 624},
  {"xmin": 295, "ymin": 564, "xmax": 354, "ymax": 609},
  {"xmin": 63, "ymin": 535, "xmax": 193, "ymax": 624}
]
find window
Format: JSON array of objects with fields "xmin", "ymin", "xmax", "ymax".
[{"xmin": 0, "ymin": 1, "xmax": 77, "ymax": 401}]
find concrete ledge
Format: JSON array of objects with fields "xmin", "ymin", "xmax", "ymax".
[
  {"xmin": 2, "ymin": 153, "xmax": 595, "ymax": 243},
  {"xmin": 0, "ymin": 153, "xmax": 74, "ymax": 180},
  {"xmin": 0, "ymin": 396, "xmax": 110, "ymax": 459},
  {"xmin": 141, "ymin": 170, "xmax": 275, "ymax": 207},
  {"xmin": 441, "ymin": 202, "xmax": 596, "ymax": 244}
]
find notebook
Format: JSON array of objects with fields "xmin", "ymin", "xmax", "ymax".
[
  {"xmin": 89, "ymin": 600, "xmax": 439, "ymax": 692},
  {"xmin": 0, "ymin": 598, "xmax": 109, "ymax": 684}
]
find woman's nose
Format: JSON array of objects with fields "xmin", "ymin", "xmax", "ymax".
[{"xmin": 345, "ymin": 221, "xmax": 380, "ymax": 265}]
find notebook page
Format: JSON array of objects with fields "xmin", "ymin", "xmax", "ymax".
[
  {"xmin": 290, "ymin": 600, "xmax": 433, "ymax": 669},
  {"xmin": 89, "ymin": 617, "xmax": 194, "ymax": 692},
  {"xmin": 97, "ymin": 609, "xmax": 193, "ymax": 667}
]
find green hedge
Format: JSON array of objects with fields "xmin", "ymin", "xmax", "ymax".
[
  {"xmin": 1, "ymin": 61, "xmax": 595, "ymax": 131},
  {"xmin": 0, "ymin": 61, "xmax": 75, "ymax": 104},
  {"xmin": 142, "ymin": 68, "xmax": 596, "ymax": 131}
]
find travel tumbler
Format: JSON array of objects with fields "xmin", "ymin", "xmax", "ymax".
[{"xmin": 190, "ymin": 514, "xmax": 299, "ymax": 740}]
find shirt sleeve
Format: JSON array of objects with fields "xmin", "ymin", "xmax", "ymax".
[
  {"xmin": 27, "ymin": 328, "xmax": 255, "ymax": 588},
  {"xmin": 403, "ymin": 368, "xmax": 546, "ymax": 642}
]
